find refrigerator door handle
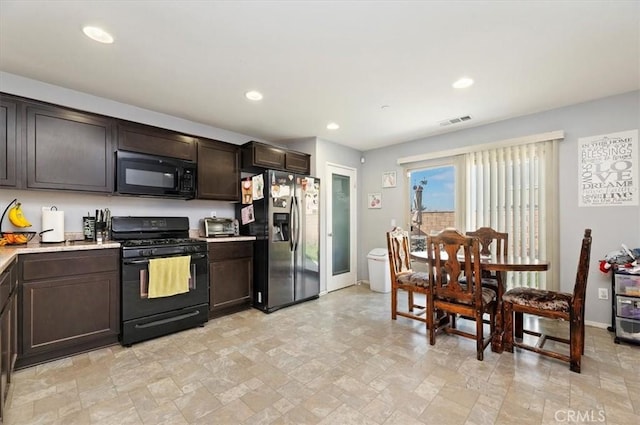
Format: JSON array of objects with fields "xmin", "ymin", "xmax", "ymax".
[
  {"xmin": 291, "ymin": 195, "xmax": 299, "ymax": 252},
  {"xmin": 294, "ymin": 195, "xmax": 301, "ymax": 250},
  {"xmin": 289, "ymin": 197, "xmax": 295, "ymax": 252}
]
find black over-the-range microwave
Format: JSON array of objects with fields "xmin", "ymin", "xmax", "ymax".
[{"xmin": 116, "ymin": 151, "xmax": 196, "ymax": 199}]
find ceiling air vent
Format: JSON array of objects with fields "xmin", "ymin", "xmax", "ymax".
[{"xmin": 439, "ymin": 115, "xmax": 472, "ymax": 126}]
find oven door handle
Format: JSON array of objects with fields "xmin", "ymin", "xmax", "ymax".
[
  {"xmin": 124, "ymin": 253, "xmax": 206, "ymax": 265},
  {"xmin": 124, "ymin": 259, "xmax": 150, "ymax": 265}
]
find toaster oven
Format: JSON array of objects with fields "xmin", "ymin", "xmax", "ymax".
[{"xmin": 200, "ymin": 217, "xmax": 238, "ymax": 237}]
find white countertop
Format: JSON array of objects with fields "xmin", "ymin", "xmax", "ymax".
[{"xmin": 0, "ymin": 240, "xmax": 120, "ymax": 273}]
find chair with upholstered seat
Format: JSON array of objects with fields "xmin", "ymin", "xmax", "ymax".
[
  {"xmin": 502, "ymin": 229, "xmax": 592, "ymax": 373},
  {"xmin": 426, "ymin": 228, "xmax": 497, "ymax": 360},
  {"xmin": 387, "ymin": 227, "xmax": 431, "ymax": 324}
]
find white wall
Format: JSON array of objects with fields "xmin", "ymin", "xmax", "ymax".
[
  {"xmin": 0, "ymin": 72, "xmax": 260, "ymax": 234},
  {"xmin": 0, "ymin": 189, "xmax": 235, "ymax": 236},
  {"xmin": 0, "ymin": 72, "xmax": 265, "ymax": 145},
  {"xmin": 360, "ymin": 90, "xmax": 640, "ymax": 326}
]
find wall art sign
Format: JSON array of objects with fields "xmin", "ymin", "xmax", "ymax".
[{"xmin": 579, "ymin": 129, "xmax": 638, "ymax": 207}]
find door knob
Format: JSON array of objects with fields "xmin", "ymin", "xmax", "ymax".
[{"xmin": 328, "ymin": 233, "xmax": 333, "ymax": 237}]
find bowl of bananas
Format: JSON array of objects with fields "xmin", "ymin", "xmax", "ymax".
[{"xmin": 0, "ymin": 198, "xmax": 36, "ymax": 245}]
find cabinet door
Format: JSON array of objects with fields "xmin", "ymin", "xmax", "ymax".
[
  {"xmin": 8, "ymin": 291, "xmax": 16, "ymax": 380},
  {"xmin": 209, "ymin": 257, "xmax": 252, "ymax": 313},
  {"xmin": 197, "ymin": 139, "xmax": 240, "ymax": 201},
  {"xmin": 0, "ymin": 98, "xmax": 18, "ymax": 187},
  {"xmin": 20, "ymin": 271, "xmax": 120, "ymax": 360},
  {"xmin": 118, "ymin": 122, "xmax": 196, "ymax": 161},
  {"xmin": 26, "ymin": 104, "xmax": 114, "ymax": 192},
  {"xmin": 17, "ymin": 249, "xmax": 120, "ymax": 368},
  {"xmin": 285, "ymin": 151, "xmax": 311, "ymax": 175},
  {"xmin": 243, "ymin": 142, "xmax": 286, "ymax": 170},
  {"xmin": 0, "ymin": 295, "xmax": 7, "ymax": 409}
]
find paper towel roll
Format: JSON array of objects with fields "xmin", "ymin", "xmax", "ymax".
[{"xmin": 42, "ymin": 207, "xmax": 65, "ymax": 243}]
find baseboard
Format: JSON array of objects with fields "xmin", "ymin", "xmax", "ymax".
[{"xmin": 585, "ymin": 320, "xmax": 610, "ymax": 329}]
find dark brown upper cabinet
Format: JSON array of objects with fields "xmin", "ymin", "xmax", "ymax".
[
  {"xmin": 241, "ymin": 141, "xmax": 311, "ymax": 175},
  {"xmin": 285, "ymin": 150, "xmax": 311, "ymax": 174},
  {"xmin": 0, "ymin": 97, "xmax": 19, "ymax": 187},
  {"xmin": 197, "ymin": 138, "xmax": 240, "ymax": 201},
  {"xmin": 118, "ymin": 122, "xmax": 197, "ymax": 161},
  {"xmin": 25, "ymin": 103, "xmax": 115, "ymax": 193}
]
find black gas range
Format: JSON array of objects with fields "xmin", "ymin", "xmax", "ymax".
[{"xmin": 111, "ymin": 216, "xmax": 209, "ymax": 346}]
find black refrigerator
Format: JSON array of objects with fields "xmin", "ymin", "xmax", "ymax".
[{"xmin": 237, "ymin": 170, "xmax": 321, "ymax": 313}]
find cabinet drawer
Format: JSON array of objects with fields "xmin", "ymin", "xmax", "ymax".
[
  {"xmin": 615, "ymin": 273, "xmax": 640, "ymax": 296},
  {"xmin": 208, "ymin": 242, "xmax": 253, "ymax": 260},
  {"xmin": 616, "ymin": 317, "xmax": 640, "ymax": 341},
  {"xmin": 617, "ymin": 295, "xmax": 640, "ymax": 320},
  {"xmin": 20, "ymin": 249, "xmax": 119, "ymax": 281}
]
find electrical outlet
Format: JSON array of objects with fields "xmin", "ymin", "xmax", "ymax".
[
  {"xmin": 598, "ymin": 288, "xmax": 608, "ymax": 300},
  {"xmin": 210, "ymin": 211, "xmax": 217, "ymax": 218}
]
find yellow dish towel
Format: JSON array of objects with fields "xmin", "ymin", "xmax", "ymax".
[{"xmin": 148, "ymin": 256, "xmax": 191, "ymax": 298}]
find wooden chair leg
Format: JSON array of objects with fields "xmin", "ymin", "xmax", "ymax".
[
  {"xmin": 476, "ymin": 311, "xmax": 484, "ymax": 361},
  {"xmin": 427, "ymin": 295, "xmax": 435, "ymax": 346},
  {"xmin": 503, "ymin": 301, "xmax": 514, "ymax": 352},
  {"xmin": 489, "ymin": 309, "xmax": 496, "ymax": 351},
  {"xmin": 581, "ymin": 312, "xmax": 586, "ymax": 355},
  {"xmin": 514, "ymin": 311, "xmax": 523, "ymax": 340},
  {"xmin": 408, "ymin": 290, "xmax": 414, "ymax": 311},
  {"xmin": 391, "ymin": 287, "xmax": 397, "ymax": 320},
  {"xmin": 570, "ymin": 317, "xmax": 582, "ymax": 373}
]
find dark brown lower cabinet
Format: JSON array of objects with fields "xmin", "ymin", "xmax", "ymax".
[
  {"xmin": 17, "ymin": 249, "xmax": 120, "ymax": 369},
  {"xmin": 0, "ymin": 259, "xmax": 17, "ymax": 422},
  {"xmin": 209, "ymin": 241, "xmax": 253, "ymax": 318}
]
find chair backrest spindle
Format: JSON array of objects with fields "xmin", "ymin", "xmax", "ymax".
[{"xmin": 572, "ymin": 229, "xmax": 592, "ymax": 313}]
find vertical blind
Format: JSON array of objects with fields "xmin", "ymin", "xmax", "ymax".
[{"xmin": 465, "ymin": 140, "xmax": 556, "ymax": 290}]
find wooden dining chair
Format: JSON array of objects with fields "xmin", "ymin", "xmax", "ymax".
[
  {"xmin": 386, "ymin": 227, "xmax": 431, "ymax": 325},
  {"xmin": 463, "ymin": 227, "xmax": 508, "ymax": 288},
  {"xmin": 502, "ymin": 229, "xmax": 592, "ymax": 373},
  {"xmin": 426, "ymin": 228, "xmax": 497, "ymax": 360}
]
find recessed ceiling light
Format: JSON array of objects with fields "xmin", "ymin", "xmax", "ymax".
[
  {"xmin": 381, "ymin": 105, "xmax": 390, "ymax": 110},
  {"xmin": 326, "ymin": 122, "xmax": 340, "ymax": 130},
  {"xmin": 245, "ymin": 91, "xmax": 263, "ymax": 101},
  {"xmin": 82, "ymin": 26, "xmax": 114, "ymax": 44},
  {"xmin": 452, "ymin": 77, "xmax": 474, "ymax": 89}
]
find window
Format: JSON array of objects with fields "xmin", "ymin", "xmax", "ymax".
[
  {"xmin": 408, "ymin": 164, "xmax": 457, "ymax": 252},
  {"xmin": 401, "ymin": 132, "xmax": 561, "ymax": 290}
]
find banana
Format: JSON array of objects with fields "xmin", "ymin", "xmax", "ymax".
[{"xmin": 8, "ymin": 203, "xmax": 32, "ymax": 228}]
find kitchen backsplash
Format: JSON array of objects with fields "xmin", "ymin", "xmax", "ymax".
[{"xmin": 1, "ymin": 189, "xmax": 236, "ymax": 234}]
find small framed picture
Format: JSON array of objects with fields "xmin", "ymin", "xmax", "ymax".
[
  {"xmin": 382, "ymin": 171, "xmax": 396, "ymax": 188},
  {"xmin": 368, "ymin": 193, "xmax": 382, "ymax": 209}
]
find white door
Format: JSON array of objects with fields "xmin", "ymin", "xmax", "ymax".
[{"xmin": 326, "ymin": 163, "xmax": 357, "ymax": 292}]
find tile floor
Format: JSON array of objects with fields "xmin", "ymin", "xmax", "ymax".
[{"xmin": 4, "ymin": 285, "xmax": 640, "ymax": 425}]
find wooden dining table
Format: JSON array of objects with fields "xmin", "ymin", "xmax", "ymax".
[{"xmin": 410, "ymin": 251, "xmax": 550, "ymax": 352}]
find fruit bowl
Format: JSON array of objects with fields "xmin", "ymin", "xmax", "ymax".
[{"xmin": 1, "ymin": 231, "xmax": 36, "ymax": 245}]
